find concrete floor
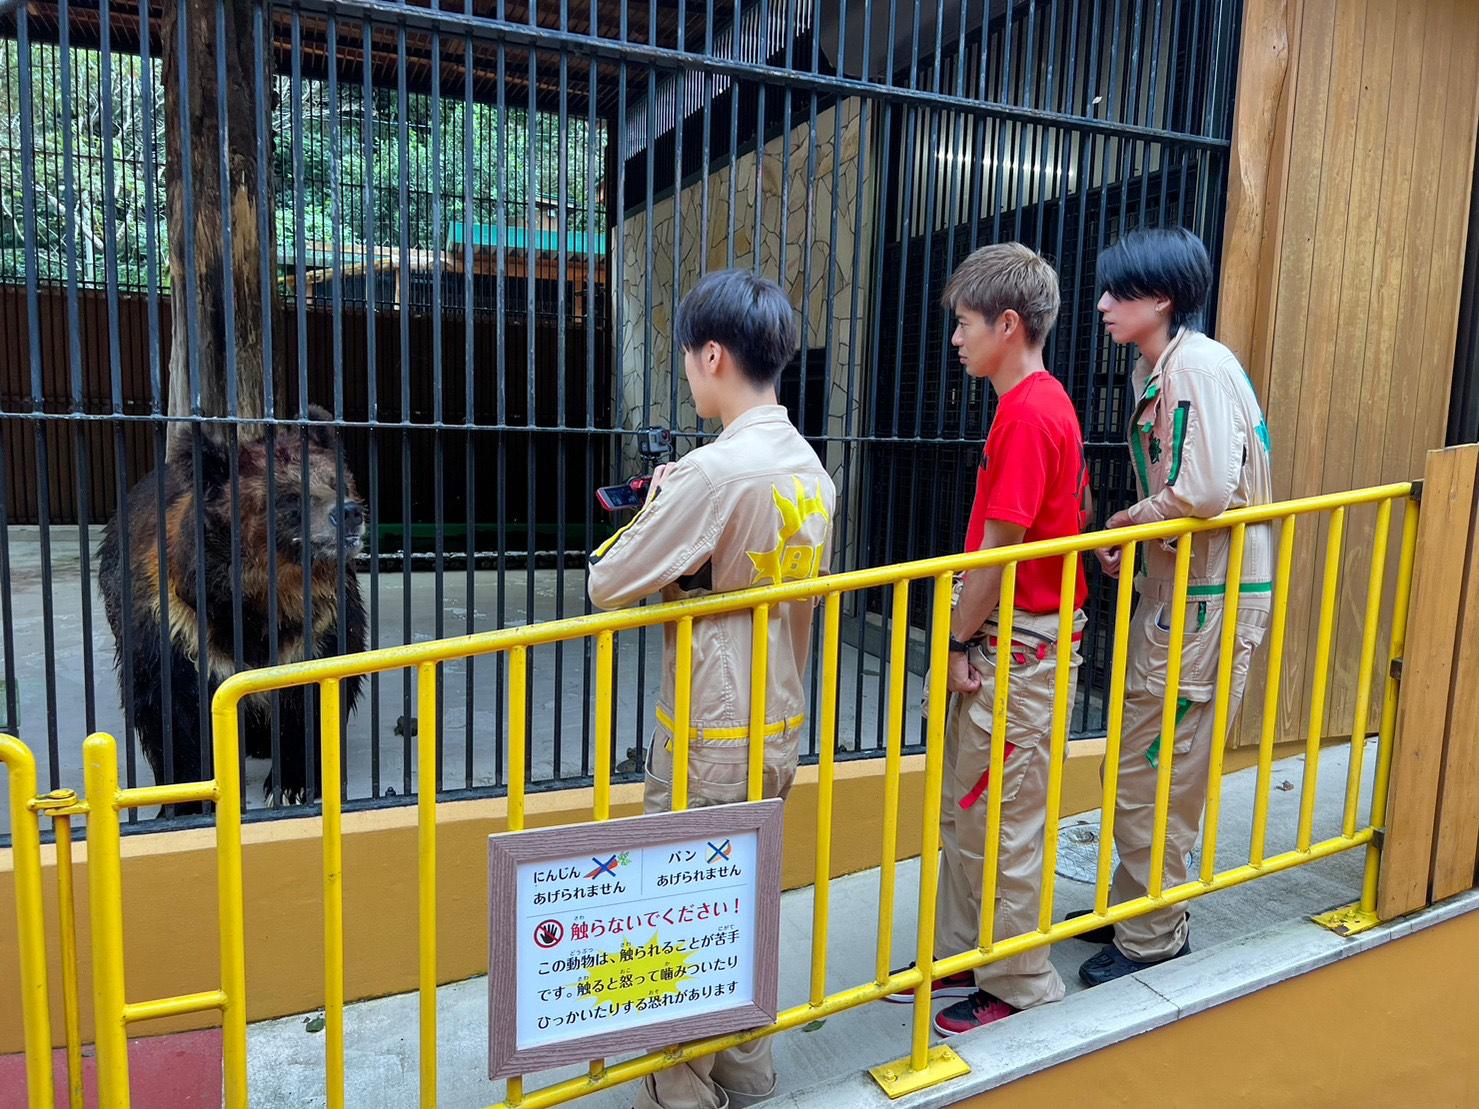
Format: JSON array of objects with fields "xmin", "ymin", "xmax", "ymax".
[
  {"xmin": 245, "ymin": 745, "xmax": 1378, "ymax": 1108},
  {"xmin": 1, "ymin": 530, "xmax": 1100, "ymax": 832},
  {"xmin": 0, "ymin": 530, "xmax": 958, "ymax": 833}
]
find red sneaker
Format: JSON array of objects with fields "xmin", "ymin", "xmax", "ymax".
[
  {"xmin": 932, "ymin": 990, "xmax": 1020, "ymax": 1035},
  {"xmin": 883, "ymin": 963, "xmax": 976, "ymax": 1003}
]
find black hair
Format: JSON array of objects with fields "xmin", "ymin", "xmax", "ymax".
[
  {"xmin": 675, "ymin": 268, "xmax": 800, "ymax": 387},
  {"xmin": 1096, "ymin": 226, "xmax": 1214, "ymax": 333}
]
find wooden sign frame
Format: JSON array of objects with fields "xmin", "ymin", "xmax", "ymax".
[{"xmin": 488, "ymin": 799, "xmax": 784, "ymax": 1079}]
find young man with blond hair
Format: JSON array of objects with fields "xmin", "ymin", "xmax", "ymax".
[{"xmin": 888, "ymin": 242, "xmax": 1089, "ymax": 1034}]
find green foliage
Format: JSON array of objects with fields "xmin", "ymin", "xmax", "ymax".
[{"xmin": 2, "ymin": 41, "xmax": 605, "ymax": 291}]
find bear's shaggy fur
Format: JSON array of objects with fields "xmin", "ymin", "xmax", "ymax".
[{"xmin": 97, "ymin": 409, "xmax": 367, "ymax": 809}]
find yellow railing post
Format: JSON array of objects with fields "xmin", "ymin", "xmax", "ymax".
[
  {"xmin": 1362, "ymin": 496, "xmax": 1422, "ymax": 913},
  {"xmin": 1148, "ymin": 537, "xmax": 1194, "ymax": 899},
  {"xmin": 913, "ymin": 570, "xmax": 955, "ymax": 1067},
  {"xmin": 868, "ymin": 573, "xmax": 970, "ymax": 1097},
  {"xmin": 979, "ymin": 564, "xmax": 1017, "ymax": 949},
  {"xmin": 672, "ymin": 619, "xmax": 693, "ymax": 812},
  {"xmin": 50, "ymin": 802, "xmax": 86, "ymax": 1109},
  {"xmin": 83, "ymin": 732, "xmax": 131, "ymax": 1108},
  {"xmin": 1251, "ymin": 515, "xmax": 1297, "ymax": 867},
  {"xmin": 1298, "ymin": 507, "xmax": 1345, "ymax": 852},
  {"xmin": 1038, "ymin": 555, "xmax": 1077, "ymax": 931},
  {"xmin": 810, "ymin": 593, "xmax": 841, "ymax": 1007},
  {"xmin": 1, "ymin": 735, "xmax": 54, "ymax": 1109},
  {"xmin": 418, "ymin": 663, "xmax": 439, "ymax": 1109},
  {"xmin": 593, "ymin": 631, "xmax": 614, "ymax": 821},
  {"xmin": 1096, "ymin": 540, "xmax": 1137, "ymax": 916},
  {"xmin": 874, "ymin": 581, "xmax": 909, "ymax": 985},
  {"xmin": 1343, "ymin": 499, "xmax": 1393, "ymax": 837},
  {"xmin": 321, "ymin": 679, "xmax": 346, "ymax": 1109},
  {"xmin": 1199, "ymin": 524, "xmax": 1245, "ymax": 883},
  {"xmin": 212, "ymin": 694, "xmax": 249, "ymax": 1109},
  {"xmin": 748, "ymin": 604, "xmax": 769, "ymax": 801}
]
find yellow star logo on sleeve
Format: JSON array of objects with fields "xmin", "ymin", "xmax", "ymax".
[{"xmin": 748, "ymin": 477, "xmax": 830, "ymax": 586}]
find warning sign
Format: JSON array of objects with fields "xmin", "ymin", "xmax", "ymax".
[{"xmin": 488, "ymin": 800, "xmax": 784, "ymax": 1078}]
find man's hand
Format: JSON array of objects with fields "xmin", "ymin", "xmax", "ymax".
[
  {"xmin": 947, "ymin": 650, "xmax": 982, "ymax": 694},
  {"xmin": 1096, "ymin": 508, "xmax": 1134, "ymax": 579},
  {"xmin": 643, "ymin": 462, "xmax": 678, "ymax": 508}
]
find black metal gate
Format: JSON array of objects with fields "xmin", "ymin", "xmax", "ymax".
[{"xmin": 0, "ymin": 0, "xmax": 1243, "ymax": 832}]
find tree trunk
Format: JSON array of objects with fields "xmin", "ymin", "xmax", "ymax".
[{"xmin": 162, "ymin": 0, "xmax": 282, "ymax": 457}]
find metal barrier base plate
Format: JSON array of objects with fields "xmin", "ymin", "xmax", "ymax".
[
  {"xmin": 868, "ymin": 1044, "xmax": 971, "ymax": 1099},
  {"xmin": 1311, "ymin": 903, "xmax": 1381, "ymax": 936}
]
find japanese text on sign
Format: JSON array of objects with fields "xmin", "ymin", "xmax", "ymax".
[{"xmin": 514, "ymin": 834, "xmax": 759, "ymax": 1050}]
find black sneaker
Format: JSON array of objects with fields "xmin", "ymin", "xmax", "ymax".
[
  {"xmin": 1078, "ymin": 939, "xmax": 1191, "ymax": 987},
  {"xmin": 1064, "ymin": 909, "xmax": 1115, "ymax": 945},
  {"xmin": 882, "ymin": 962, "xmax": 976, "ymax": 1003}
]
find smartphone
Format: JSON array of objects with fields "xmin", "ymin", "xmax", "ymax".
[{"xmin": 596, "ymin": 475, "xmax": 651, "ymax": 512}]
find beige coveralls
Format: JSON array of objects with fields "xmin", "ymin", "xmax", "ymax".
[
  {"xmin": 1110, "ymin": 327, "xmax": 1274, "ymax": 961},
  {"xmin": 934, "ymin": 606, "xmax": 1085, "ymax": 1009},
  {"xmin": 587, "ymin": 404, "xmax": 836, "ymax": 1109}
]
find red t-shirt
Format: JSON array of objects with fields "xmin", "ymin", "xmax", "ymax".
[{"xmin": 964, "ymin": 371, "xmax": 1089, "ymax": 613}]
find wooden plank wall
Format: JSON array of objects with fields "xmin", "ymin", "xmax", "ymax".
[
  {"xmin": 1219, "ymin": 0, "xmax": 1479, "ymax": 749},
  {"xmin": 1378, "ymin": 443, "xmax": 1479, "ymax": 917}
]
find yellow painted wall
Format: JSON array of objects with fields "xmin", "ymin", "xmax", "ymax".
[
  {"xmin": 0, "ymin": 738, "xmax": 1310, "ymax": 1053},
  {"xmin": 960, "ymin": 905, "xmax": 1479, "ymax": 1107}
]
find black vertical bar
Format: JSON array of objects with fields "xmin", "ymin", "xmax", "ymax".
[
  {"xmin": 1010, "ymin": 0, "xmax": 1040, "ymax": 242},
  {"xmin": 725, "ymin": 0, "xmax": 740, "ymax": 270},
  {"xmin": 0, "ymin": 440, "xmax": 18, "ymax": 742},
  {"xmin": 140, "ymin": 0, "xmax": 173, "ymax": 810},
  {"xmin": 991, "ymin": 0, "xmax": 1017, "ymax": 246},
  {"xmin": 211, "ymin": 0, "xmax": 241, "ymax": 793},
  {"xmin": 361, "ymin": 17, "xmax": 382, "ymax": 800},
  {"xmin": 57, "ymin": 2, "xmax": 100, "ymax": 742},
  {"xmin": 291, "ymin": 11, "xmax": 317, "ymax": 807},
  {"xmin": 463, "ymin": 8, "xmax": 478, "ymax": 791},
  {"xmin": 1065, "ymin": 0, "xmax": 1102, "ymax": 415},
  {"xmin": 495, "ymin": 18, "xmax": 508, "ymax": 785},
  {"xmin": 635, "ymin": 48, "xmax": 655, "ymax": 765},
  {"xmin": 670, "ymin": 2, "xmax": 685, "ymax": 442},
  {"xmin": 854, "ymin": 0, "xmax": 896, "ymax": 753},
  {"xmin": 750, "ymin": 0, "xmax": 768, "ymax": 277},
  {"xmin": 526, "ymin": 41, "xmax": 538, "ymax": 785},
  {"xmin": 1136, "ymin": 0, "xmax": 1166, "ymax": 220},
  {"xmin": 795, "ymin": 2, "xmax": 822, "ymax": 754},
  {"xmin": 431, "ymin": 8, "xmax": 447, "ymax": 794},
  {"xmin": 775, "ymin": 0, "xmax": 794, "ymax": 286},
  {"xmin": 611, "ymin": 46, "xmax": 630, "ymax": 775},
  {"xmin": 397, "ymin": 15, "xmax": 414, "ymax": 799},
  {"xmin": 326, "ymin": 15, "xmax": 350, "ymax": 799},
  {"xmin": 172, "ymin": 0, "xmax": 212, "ymax": 809},
  {"xmin": 555, "ymin": 17, "xmax": 571, "ymax": 783},
  {"xmin": 98, "ymin": 0, "xmax": 136, "ymax": 790},
  {"xmin": 580, "ymin": 50, "xmax": 599, "ymax": 779},
  {"xmin": 1173, "ymin": 0, "xmax": 1205, "ymax": 226},
  {"xmin": 18, "ymin": 4, "xmax": 62, "ymax": 789},
  {"xmin": 835, "ymin": 0, "xmax": 869, "ymax": 754},
  {"xmin": 698, "ymin": 0, "xmax": 714, "ymax": 274}
]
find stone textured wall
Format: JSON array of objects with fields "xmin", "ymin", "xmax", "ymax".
[{"xmin": 615, "ymin": 100, "xmax": 874, "ymax": 567}]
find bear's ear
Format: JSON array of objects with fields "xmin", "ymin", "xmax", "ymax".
[
  {"xmin": 198, "ymin": 432, "xmax": 262, "ymax": 491},
  {"xmin": 303, "ymin": 405, "xmax": 338, "ymax": 452}
]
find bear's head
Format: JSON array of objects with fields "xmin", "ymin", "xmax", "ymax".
[{"xmin": 197, "ymin": 405, "xmax": 366, "ymax": 568}]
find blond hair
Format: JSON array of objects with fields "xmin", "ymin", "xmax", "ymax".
[{"xmin": 941, "ymin": 242, "xmax": 1061, "ymax": 345}]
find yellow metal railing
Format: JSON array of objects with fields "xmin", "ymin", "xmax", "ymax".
[{"xmin": 1, "ymin": 480, "xmax": 1419, "ymax": 1108}]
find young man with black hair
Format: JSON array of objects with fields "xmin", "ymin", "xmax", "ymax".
[
  {"xmin": 886, "ymin": 242, "xmax": 1090, "ymax": 1035},
  {"xmin": 1072, "ymin": 226, "xmax": 1272, "ymax": 987},
  {"xmin": 588, "ymin": 268, "xmax": 835, "ymax": 1109}
]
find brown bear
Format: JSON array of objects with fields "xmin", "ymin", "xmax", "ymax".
[{"xmin": 97, "ymin": 407, "xmax": 367, "ymax": 810}]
